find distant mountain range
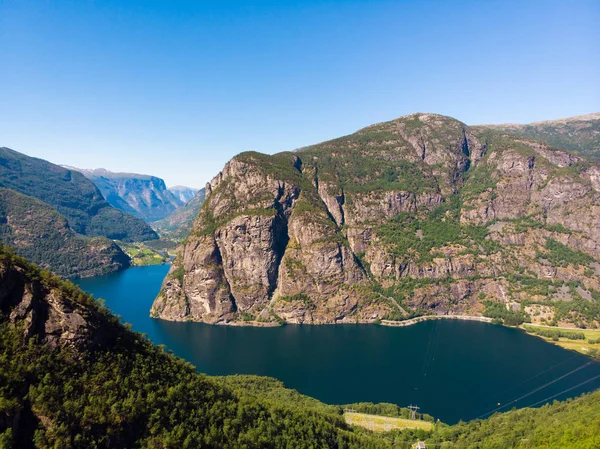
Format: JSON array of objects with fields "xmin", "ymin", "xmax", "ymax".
[
  {"xmin": 168, "ymin": 185, "xmax": 199, "ymax": 203},
  {"xmin": 64, "ymin": 167, "xmax": 198, "ymax": 223},
  {"xmin": 0, "ymin": 147, "xmax": 159, "ymax": 277},
  {"xmin": 475, "ymin": 112, "xmax": 600, "ymax": 161}
]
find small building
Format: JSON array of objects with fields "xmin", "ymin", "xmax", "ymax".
[{"xmin": 416, "ymin": 443, "xmax": 427, "ymax": 449}]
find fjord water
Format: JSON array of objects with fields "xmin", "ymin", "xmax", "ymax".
[{"xmin": 76, "ymin": 265, "xmax": 600, "ymax": 424}]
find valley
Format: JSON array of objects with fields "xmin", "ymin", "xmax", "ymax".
[{"xmin": 3, "ymin": 2, "xmax": 598, "ymax": 446}]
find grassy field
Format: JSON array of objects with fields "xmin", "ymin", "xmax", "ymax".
[
  {"xmin": 120, "ymin": 242, "xmax": 170, "ymax": 266},
  {"xmin": 522, "ymin": 324, "xmax": 600, "ymax": 358},
  {"xmin": 344, "ymin": 412, "xmax": 433, "ymax": 432}
]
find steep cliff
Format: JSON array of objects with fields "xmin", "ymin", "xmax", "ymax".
[
  {"xmin": 70, "ymin": 168, "xmax": 185, "ymax": 222},
  {"xmin": 153, "ymin": 113, "xmax": 600, "ymax": 327}
]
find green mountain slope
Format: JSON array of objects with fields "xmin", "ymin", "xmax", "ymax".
[
  {"xmin": 475, "ymin": 112, "xmax": 600, "ymax": 161},
  {"xmin": 0, "ymin": 188, "xmax": 130, "ymax": 278},
  {"xmin": 1, "ymin": 246, "xmax": 599, "ymax": 448},
  {"xmin": 0, "ymin": 147, "xmax": 158, "ymax": 241},
  {"xmin": 154, "ymin": 113, "xmax": 600, "ymax": 328},
  {"xmin": 0, "ymin": 245, "xmax": 387, "ymax": 448},
  {"xmin": 152, "ymin": 187, "xmax": 206, "ymax": 241}
]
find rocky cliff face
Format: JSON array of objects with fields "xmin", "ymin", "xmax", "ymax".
[
  {"xmin": 153, "ymin": 113, "xmax": 600, "ymax": 327},
  {"xmin": 0, "ymin": 248, "xmax": 118, "ymax": 350},
  {"xmin": 70, "ymin": 168, "xmax": 185, "ymax": 222}
]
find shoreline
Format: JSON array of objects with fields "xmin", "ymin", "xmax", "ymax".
[
  {"xmin": 152, "ymin": 314, "xmax": 494, "ymax": 327},
  {"xmin": 381, "ymin": 315, "xmax": 493, "ymax": 327}
]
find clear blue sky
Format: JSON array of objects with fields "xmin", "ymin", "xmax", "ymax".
[{"xmin": 1, "ymin": 0, "xmax": 598, "ymax": 188}]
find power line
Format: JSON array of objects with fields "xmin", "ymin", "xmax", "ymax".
[
  {"xmin": 475, "ymin": 361, "xmax": 593, "ymax": 419},
  {"xmin": 495, "ymin": 354, "xmax": 577, "ymax": 398},
  {"xmin": 525, "ymin": 373, "xmax": 600, "ymax": 409}
]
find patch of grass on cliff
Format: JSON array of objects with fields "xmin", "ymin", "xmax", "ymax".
[
  {"xmin": 299, "ymin": 126, "xmax": 438, "ymax": 194},
  {"xmin": 171, "ymin": 266, "xmax": 184, "ymax": 284},
  {"xmin": 537, "ymin": 238, "xmax": 594, "ymax": 268},
  {"xmin": 346, "ymin": 160, "xmax": 437, "ymax": 194},
  {"xmin": 279, "ymin": 293, "xmax": 315, "ymax": 309},
  {"xmin": 235, "ymin": 151, "xmax": 302, "ymax": 183},
  {"xmin": 461, "ymin": 162, "xmax": 498, "ymax": 197},
  {"xmin": 375, "ymin": 196, "xmax": 497, "ymax": 263},
  {"xmin": 508, "ymin": 216, "xmax": 572, "ymax": 235}
]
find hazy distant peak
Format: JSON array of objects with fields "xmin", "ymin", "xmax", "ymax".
[
  {"xmin": 63, "ymin": 166, "xmax": 157, "ymax": 181},
  {"xmin": 477, "ymin": 111, "xmax": 600, "ymax": 128},
  {"xmin": 169, "ymin": 185, "xmax": 200, "ymax": 192}
]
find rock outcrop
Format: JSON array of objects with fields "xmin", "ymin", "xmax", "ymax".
[
  {"xmin": 153, "ymin": 113, "xmax": 600, "ymax": 327},
  {"xmin": 0, "ymin": 250, "xmax": 118, "ymax": 350}
]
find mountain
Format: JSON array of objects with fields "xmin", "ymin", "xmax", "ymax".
[
  {"xmin": 152, "ymin": 187, "xmax": 206, "ymax": 241},
  {"xmin": 475, "ymin": 112, "xmax": 600, "ymax": 161},
  {"xmin": 153, "ymin": 113, "xmax": 600, "ymax": 328},
  {"xmin": 0, "ymin": 148, "xmax": 157, "ymax": 241},
  {"xmin": 0, "ymin": 188, "xmax": 130, "ymax": 278},
  {"xmin": 68, "ymin": 167, "xmax": 184, "ymax": 222},
  {"xmin": 1, "ymin": 245, "xmax": 599, "ymax": 448},
  {"xmin": 168, "ymin": 185, "xmax": 199, "ymax": 203}
]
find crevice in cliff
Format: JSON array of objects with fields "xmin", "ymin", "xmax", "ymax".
[
  {"xmin": 269, "ymin": 186, "xmax": 291, "ymax": 299},
  {"xmin": 461, "ymin": 128, "xmax": 472, "ymax": 174},
  {"xmin": 313, "ymin": 166, "xmax": 345, "ymax": 227},
  {"xmin": 419, "ymin": 129, "xmax": 427, "ymax": 160},
  {"xmin": 212, "ymin": 236, "xmax": 238, "ymax": 313}
]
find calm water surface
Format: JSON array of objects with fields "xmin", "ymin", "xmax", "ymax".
[{"xmin": 77, "ymin": 265, "xmax": 600, "ymax": 424}]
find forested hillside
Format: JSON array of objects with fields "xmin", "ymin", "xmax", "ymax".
[
  {"xmin": 0, "ymin": 147, "xmax": 157, "ymax": 241},
  {"xmin": 0, "ymin": 189, "xmax": 130, "ymax": 278},
  {"xmin": 1, "ymin": 246, "xmax": 599, "ymax": 448}
]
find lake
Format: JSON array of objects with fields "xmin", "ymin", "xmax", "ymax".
[{"xmin": 76, "ymin": 265, "xmax": 600, "ymax": 424}]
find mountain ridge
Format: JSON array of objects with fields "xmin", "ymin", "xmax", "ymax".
[
  {"xmin": 153, "ymin": 112, "xmax": 600, "ymax": 328},
  {"xmin": 474, "ymin": 111, "xmax": 600, "ymax": 161},
  {"xmin": 65, "ymin": 166, "xmax": 185, "ymax": 222},
  {"xmin": 0, "ymin": 147, "xmax": 157, "ymax": 241}
]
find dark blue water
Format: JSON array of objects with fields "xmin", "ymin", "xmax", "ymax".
[{"xmin": 76, "ymin": 265, "xmax": 600, "ymax": 424}]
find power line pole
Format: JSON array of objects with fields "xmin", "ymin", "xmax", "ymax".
[{"xmin": 408, "ymin": 404, "xmax": 420, "ymax": 420}]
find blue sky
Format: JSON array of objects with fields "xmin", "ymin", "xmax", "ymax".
[{"xmin": 1, "ymin": 0, "xmax": 598, "ymax": 188}]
